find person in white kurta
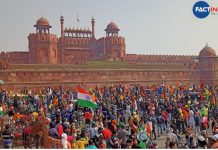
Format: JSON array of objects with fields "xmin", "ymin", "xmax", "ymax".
[
  {"xmin": 188, "ymin": 110, "xmax": 195, "ymax": 130},
  {"xmin": 61, "ymin": 132, "xmax": 68, "ymax": 149}
]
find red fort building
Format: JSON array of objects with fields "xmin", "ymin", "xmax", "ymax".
[
  {"xmin": 28, "ymin": 16, "xmax": 125, "ymax": 64},
  {"xmin": 0, "ymin": 16, "xmax": 217, "ymax": 90}
]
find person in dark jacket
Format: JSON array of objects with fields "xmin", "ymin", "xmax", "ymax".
[
  {"xmin": 2, "ymin": 125, "xmax": 13, "ymax": 148},
  {"xmin": 194, "ymin": 112, "xmax": 201, "ymax": 136}
]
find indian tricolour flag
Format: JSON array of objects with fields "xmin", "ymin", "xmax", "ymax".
[{"xmin": 77, "ymin": 86, "xmax": 98, "ymax": 108}]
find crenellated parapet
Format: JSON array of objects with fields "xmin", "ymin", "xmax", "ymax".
[
  {"xmin": 0, "ymin": 51, "xmax": 29, "ymax": 64},
  {"xmin": 98, "ymin": 36, "xmax": 125, "ymax": 44},
  {"xmin": 58, "ymin": 37, "xmax": 96, "ymax": 46},
  {"xmin": 28, "ymin": 33, "xmax": 58, "ymax": 43},
  {"xmin": 125, "ymin": 54, "xmax": 197, "ymax": 64}
]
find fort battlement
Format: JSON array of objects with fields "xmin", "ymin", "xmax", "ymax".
[
  {"xmin": 59, "ymin": 37, "xmax": 95, "ymax": 45},
  {"xmin": 98, "ymin": 36, "xmax": 125, "ymax": 44},
  {"xmin": 0, "ymin": 51, "xmax": 29, "ymax": 64},
  {"xmin": 28, "ymin": 33, "xmax": 57, "ymax": 43},
  {"xmin": 0, "ymin": 67, "xmax": 208, "ymax": 91},
  {"xmin": 125, "ymin": 54, "xmax": 196, "ymax": 64}
]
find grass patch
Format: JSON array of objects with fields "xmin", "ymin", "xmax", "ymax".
[{"xmin": 10, "ymin": 61, "xmax": 189, "ymax": 71}]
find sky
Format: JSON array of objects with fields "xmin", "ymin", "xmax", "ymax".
[{"xmin": 0, "ymin": 0, "xmax": 218, "ymax": 55}]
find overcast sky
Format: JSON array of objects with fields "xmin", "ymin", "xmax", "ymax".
[{"xmin": 0, "ymin": 0, "xmax": 218, "ymax": 55}]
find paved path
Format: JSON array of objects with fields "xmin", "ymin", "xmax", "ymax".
[{"xmin": 154, "ymin": 127, "xmax": 213, "ymax": 148}]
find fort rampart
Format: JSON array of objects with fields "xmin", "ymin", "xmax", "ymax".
[{"xmin": 0, "ymin": 68, "xmax": 204, "ymax": 91}]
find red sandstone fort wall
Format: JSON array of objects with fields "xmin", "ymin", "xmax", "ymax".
[
  {"xmin": 0, "ymin": 69, "xmax": 203, "ymax": 91},
  {"xmin": 125, "ymin": 54, "xmax": 196, "ymax": 64},
  {"xmin": 28, "ymin": 33, "xmax": 58, "ymax": 64},
  {"xmin": 0, "ymin": 51, "xmax": 29, "ymax": 64},
  {"xmin": 98, "ymin": 36, "xmax": 125, "ymax": 60},
  {"xmin": 28, "ymin": 33, "xmax": 57, "ymax": 42},
  {"xmin": 60, "ymin": 37, "xmax": 95, "ymax": 45},
  {"xmin": 58, "ymin": 37, "xmax": 98, "ymax": 64}
]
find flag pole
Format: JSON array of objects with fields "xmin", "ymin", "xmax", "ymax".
[{"xmin": 77, "ymin": 13, "xmax": 79, "ymax": 22}]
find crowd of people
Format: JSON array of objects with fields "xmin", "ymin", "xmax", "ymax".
[{"xmin": 0, "ymin": 82, "xmax": 218, "ymax": 149}]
